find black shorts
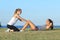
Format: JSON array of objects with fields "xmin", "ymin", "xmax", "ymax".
[
  {"xmin": 31, "ymin": 26, "xmax": 39, "ymax": 31},
  {"xmin": 7, "ymin": 25, "xmax": 20, "ymax": 32}
]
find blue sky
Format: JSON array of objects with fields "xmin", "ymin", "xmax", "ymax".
[{"xmin": 0, "ymin": 0, "xmax": 60, "ymax": 26}]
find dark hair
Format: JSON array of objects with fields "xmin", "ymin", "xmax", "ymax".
[
  {"xmin": 14, "ymin": 8, "xmax": 22, "ymax": 14},
  {"xmin": 48, "ymin": 19, "xmax": 53, "ymax": 30}
]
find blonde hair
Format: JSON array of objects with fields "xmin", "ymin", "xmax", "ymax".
[{"xmin": 14, "ymin": 8, "xmax": 22, "ymax": 15}]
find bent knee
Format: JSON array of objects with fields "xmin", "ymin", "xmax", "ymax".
[{"xmin": 27, "ymin": 20, "xmax": 31, "ymax": 22}]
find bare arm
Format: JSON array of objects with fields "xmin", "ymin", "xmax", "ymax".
[
  {"xmin": 16, "ymin": 15, "xmax": 27, "ymax": 22},
  {"xmin": 46, "ymin": 23, "xmax": 52, "ymax": 29}
]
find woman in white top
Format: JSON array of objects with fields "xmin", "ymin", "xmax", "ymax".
[{"xmin": 6, "ymin": 8, "xmax": 27, "ymax": 32}]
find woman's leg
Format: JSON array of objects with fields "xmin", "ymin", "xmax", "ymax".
[
  {"xmin": 27, "ymin": 20, "xmax": 36, "ymax": 30},
  {"xmin": 21, "ymin": 20, "xmax": 38, "ymax": 31},
  {"xmin": 7, "ymin": 25, "xmax": 20, "ymax": 32},
  {"xmin": 21, "ymin": 21, "xmax": 29, "ymax": 30},
  {"xmin": 12, "ymin": 26, "xmax": 20, "ymax": 32}
]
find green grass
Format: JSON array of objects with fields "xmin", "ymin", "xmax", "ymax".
[{"xmin": 0, "ymin": 28, "xmax": 60, "ymax": 40}]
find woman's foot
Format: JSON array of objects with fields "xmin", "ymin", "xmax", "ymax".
[
  {"xmin": 5, "ymin": 29, "xmax": 10, "ymax": 32},
  {"xmin": 20, "ymin": 30, "xmax": 24, "ymax": 32}
]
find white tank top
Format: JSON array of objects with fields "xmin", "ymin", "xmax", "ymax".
[{"xmin": 8, "ymin": 17, "xmax": 18, "ymax": 25}]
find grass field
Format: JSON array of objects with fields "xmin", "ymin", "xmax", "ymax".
[{"xmin": 0, "ymin": 28, "xmax": 60, "ymax": 40}]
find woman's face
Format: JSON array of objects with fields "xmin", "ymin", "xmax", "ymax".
[
  {"xmin": 46, "ymin": 20, "xmax": 50, "ymax": 26},
  {"xmin": 17, "ymin": 11, "xmax": 22, "ymax": 15}
]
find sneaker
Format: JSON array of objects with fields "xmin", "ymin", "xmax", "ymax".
[
  {"xmin": 19, "ymin": 30, "xmax": 24, "ymax": 32},
  {"xmin": 5, "ymin": 29, "xmax": 10, "ymax": 32}
]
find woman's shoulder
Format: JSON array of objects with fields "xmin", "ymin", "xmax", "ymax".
[
  {"xmin": 13, "ymin": 14, "xmax": 18, "ymax": 18},
  {"xmin": 14, "ymin": 14, "xmax": 20, "ymax": 18}
]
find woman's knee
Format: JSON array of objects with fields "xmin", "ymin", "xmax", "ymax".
[
  {"xmin": 27, "ymin": 20, "xmax": 32, "ymax": 23},
  {"xmin": 25, "ymin": 20, "xmax": 29, "ymax": 24}
]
